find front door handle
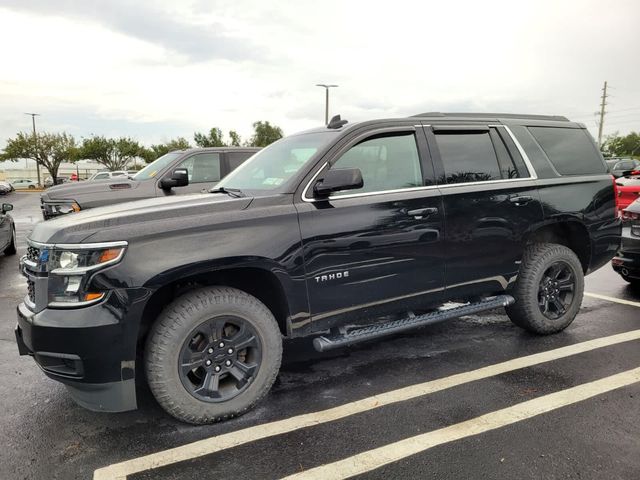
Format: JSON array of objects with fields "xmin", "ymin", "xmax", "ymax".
[
  {"xmin": 509, "ymin": 195, "xmax": 533, "ymax": 206},
  {"xmin": 407, "ymin": 207, "xmax": 438, "ymax": 219}
]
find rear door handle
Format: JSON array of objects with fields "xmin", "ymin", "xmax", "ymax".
[
  {"xmin": 407, "ymin": 207, "xmax": 438, "ymax": 219},
  {"xmin": 509, "ymin": 195, "xmax": 533, "ymax": 206}
]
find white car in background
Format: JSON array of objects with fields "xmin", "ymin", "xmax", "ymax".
[
  {"xmin": 10, "ymin": 179, "xmax": 38, "ymax": 190},
  {"xmin": 88, "ymin": 171, "xmax": 129, "ymax": 181}
]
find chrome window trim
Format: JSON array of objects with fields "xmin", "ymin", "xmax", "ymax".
[{"xmin": 301, "ymin": 124, "xmax": 539, "ymax": 202}]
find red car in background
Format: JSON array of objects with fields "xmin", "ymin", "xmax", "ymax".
[{"xmin": 615, "ymin": 176, "xmax": 640, "ymax": 214}]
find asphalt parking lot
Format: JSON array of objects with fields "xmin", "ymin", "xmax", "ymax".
[{"xmin": 0, "ymin": 192, "xmax": 638, "ymax": 480}]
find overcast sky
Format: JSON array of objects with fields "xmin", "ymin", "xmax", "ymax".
[{"xmin": 0, "ymin": 0, "xmax": 638, "ymax": 148}]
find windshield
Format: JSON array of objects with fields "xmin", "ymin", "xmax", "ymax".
[
  {"xmin": 133, "ymin": 152, "xmax": 183, "ymax": 180},
  {"xmin": 217, "ymin": 132, "xmax": 335, "ymax": 191}
]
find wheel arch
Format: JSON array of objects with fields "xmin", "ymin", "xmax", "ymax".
[
  {"xmin": 523, "ymin": 219, "xmax": 591, "ymax": 273},
  {"xmin": 137, "ymin": 260, "xmax": 295, "ymax": 347}
]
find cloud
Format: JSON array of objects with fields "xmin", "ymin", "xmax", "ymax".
[{"xmin": 0, "ymin": 0, "xmax": 264, "ymax": 62}]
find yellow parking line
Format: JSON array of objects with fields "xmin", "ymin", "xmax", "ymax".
[
  {"xmin": 283, "ymin": 367, "xmax": 640, "ymax": 480},
  {"xmin": 585, "ymin": 292, "xmax": 640, "ymax": 308},
  {"xmin": 93, "ymin": 329, "xmax": 640, "ymax": 480}
]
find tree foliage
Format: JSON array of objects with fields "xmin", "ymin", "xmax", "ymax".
[
  {"xmin": 80, "ymin": 136, "xmax": 142, "ymax": 170},
  {"xmin": 0, "ymin": 131, "xmax": 77, "ymax": 181},
  {"xmin": 228, "ymin": 130, "xmax": 242, "ymax": 147},
  {"xmin": 602, "ymin": 132, "xmax": 640, "ymax": 158},
  {"xmin": 246, "ymin": 121, "xmax": 283, "ymax": 147},
  {"xmin": 194, "ymin": 127, "xmax": 225, "ymax": 147},
  {"xmin": 141, "ymin": 137, "xmax": 191, "ymax": 163}
]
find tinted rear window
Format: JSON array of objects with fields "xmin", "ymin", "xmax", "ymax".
[
  {"xmin": 435, "ymin": 131, "xmax": 502, "ymax": 184},
  {"xmin": 528, "ymin": 127, "xmax": 606, "ymax": 175}
]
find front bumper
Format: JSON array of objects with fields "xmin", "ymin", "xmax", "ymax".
[{"xmin": 15, "ymin": 287, "xmax": 150, "ymax": 412}]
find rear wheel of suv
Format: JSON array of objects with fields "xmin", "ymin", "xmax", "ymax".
[
  {"xmin": 621, "ymin": 274, "xmax": 640, "ymax": 287},
  {"xmin": 145, "ymin": 287, "xmax": 282, "ymax": 424},
  {"xmin": 506, "ymin": 243, "xmax": 584, "ymax": 335}
]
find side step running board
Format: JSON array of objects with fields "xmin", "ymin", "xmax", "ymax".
[{"xmin": 312, "ymin": 294, "xmax": 515, "ymax": 352}]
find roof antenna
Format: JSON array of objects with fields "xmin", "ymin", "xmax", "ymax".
[{"xmin": 327, "ymin": 115, "xmax": 348, "ymax": 129}]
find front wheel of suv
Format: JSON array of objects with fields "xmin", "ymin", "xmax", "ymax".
[
  {"xmin": 145, "ymin": 287, "xmax": 282, "ymax": 424},
  {"xmin": 506, "ymin": 243, "xmax": 584, "ymax": 335}
]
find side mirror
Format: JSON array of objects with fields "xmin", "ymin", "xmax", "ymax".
[
  {"xmin": 313, "ymin": 168, "xmax": 363, "ymax": 197},
  {"xmin": 2, "ymin": 203, "xmax": 13, "ymax": 213},
  {"xmin": 160, "ymin": 168, "xmax": 189, "ymax": 190}
]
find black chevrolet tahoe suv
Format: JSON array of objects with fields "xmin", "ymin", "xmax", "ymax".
[{"xmin": 16, "ymin": 113, "xmax": 621, "ymax": 424}]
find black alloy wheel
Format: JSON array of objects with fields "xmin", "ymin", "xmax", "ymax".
[
  {"xmin": 537, "ymin": 260, "xmax": 575, "ymax": 319},
  {"xmin": 178, "ymin": 316, "xmax": 262, "ymax": 403}
]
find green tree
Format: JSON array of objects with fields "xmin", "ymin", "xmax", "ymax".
[
  {"xmin": 194, "ymin": 127, "xmax": 226, "ymax": 147},
  {"xmin": 80, "ymin": 136, "xmax": 142, "ymax": 170},
  {"xmin": 246, "ymin": 121, "xmax": 283, "ymax": 147},
  {"xmin": 0, "ymin": 131, "xmax": 77, "ymax": 182},
  {"xmin": 228, "ymin": 130, "xmax": 242, "ymax": 147},
  {"xmin": 602, "ymin": 131, "xmax": 640, "ymax": 158},
  {"xmin": 141, "ymin": 137, "xmax": 191, "ymax": 163}
]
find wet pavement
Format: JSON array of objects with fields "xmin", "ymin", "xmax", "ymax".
[{"xmin": 0, "ymin": 191, "xmax": 638, "ymax": 480}]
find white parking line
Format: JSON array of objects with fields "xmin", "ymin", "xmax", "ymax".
[
  {"xmin": 93, "ymin": 329, "xmax": 640, "ymax": 480},
  {"xmin": 585, "ymin": 292, "xmax": 640, "ymax": 308},
  {"xmin": 282, "ymin": 367, "xmax": 640, "ymax": 480}
]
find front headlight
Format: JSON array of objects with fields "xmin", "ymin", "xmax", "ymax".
[
  {"xmin": 45, "ymin": 243, "xmax": 127, "ymax": 306},
  {"xmin": 43, "ymin": 200, "xmax": 81, "ymax": 216}
]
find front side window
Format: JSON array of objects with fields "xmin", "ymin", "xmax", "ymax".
[
  {"xmin": 329, "ymin": 132, "xmax": 422, "ymax": 195},
  {"xmin": 94, "ymin": 173, "xmax": 109, "ymax": 180},
  {"xmin": 133, "ymin": 152, "xmax": 183, "ymax": 181},
  {"xmin": 178, "ymin": 153, "xmax": 221, "ymax": 183},
  {"xmin": 435, "ymin": 131, "xmax": 502, "ymax": 184}
]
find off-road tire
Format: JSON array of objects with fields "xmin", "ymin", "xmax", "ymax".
[
  {"xmin": 621, "ymin": 274, "xmax": 640, "ymax": 287},
  {"xmin": 4, "ymin": 227, "xmax": 16, "ymax": 255},
  {"xmin": 506, "ymin": 243, "xmax": 584, "ymax": 334},
  {"xmin": 145, "ymin": 287, "xmax": 282, "ymax": 424}
]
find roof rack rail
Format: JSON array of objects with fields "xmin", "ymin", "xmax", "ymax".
[
  {"xmin": 327, "ymin": 115, "xmax": 348, "ymax": 129},
  {"xmin": 411, "ymin": 112, "xmax": 570, "ymax": 121}
]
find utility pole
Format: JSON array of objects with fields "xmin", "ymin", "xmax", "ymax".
[
  {"xmin": 597, "ymin": 81, "xmax": 608, "ymax": 148},
  {"xmin": 24, "ymin": 112, "xmax": 42, "ymax": 186},
  {"xmin": 316, "ymin": 84, "xmax": 338, "ymax": 125}
]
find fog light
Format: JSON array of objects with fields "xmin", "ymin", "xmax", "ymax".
[{"xmin": 65, "ymin": 276, "xmax": 83, "ymax": 293}]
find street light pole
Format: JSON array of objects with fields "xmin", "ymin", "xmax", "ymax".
[
  {"xmin": 24, "ymin": 112, "xmax": 41, "ymax": 186},
  {"xmin": 315, "ymin": 84, "xmax": 338, "ymax": 125}
]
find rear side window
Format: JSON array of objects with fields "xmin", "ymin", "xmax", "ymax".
[
  {"xmin": 227, "ymin": 151, "xmax": 253, "ymax": 171},
  {"xmin": 528, "ymin": 127, "xmax": 606, "ymax": 175},
  {"xmin": 434, "ymin": 131, "xmax": 502, "ymax": 184}
]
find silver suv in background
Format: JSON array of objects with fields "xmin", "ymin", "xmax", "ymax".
[{"xmin": 40, "ymin": 147, "xmax": 259, "ymax": 219}]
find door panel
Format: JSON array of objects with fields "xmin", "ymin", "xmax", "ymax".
[
  {"xmin": 297, "ymin": 191, "xmax": 444, "ymax": 330},
  {"xmin": 440, "ymin": 181, "xmax": 543, "ymax": 297},
  {"xmin": 296, "ymin": 128, "xmax": 445, "ymax": 331},
  {"xmin": 425, "ymin": 124, "xmax": 544, "ymax": 297},
  {"xmin": 0, "ymin": 213, "xmax": 10, "ymax": 250}
]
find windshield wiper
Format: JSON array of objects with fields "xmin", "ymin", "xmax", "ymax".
[{"xmin": 209, "ymin": 186, "xmax": 245, "ymax": 198}]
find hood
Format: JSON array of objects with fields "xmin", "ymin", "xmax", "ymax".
[
  {"xmin": 42, "ymin": 178, "xmax": 140, "ymax": 201},
  {"xmin": 30, "ymin": 192, "xmax": 253, "ymax": 244}
]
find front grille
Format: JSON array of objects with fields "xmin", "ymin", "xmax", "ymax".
[
  {"xmin": 27, "ymin": 279, "xmax": 35, "ymax": 304},
  {"xmin": 26, "ymin": 246, "xmax": 40, "ymax": 263}
]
